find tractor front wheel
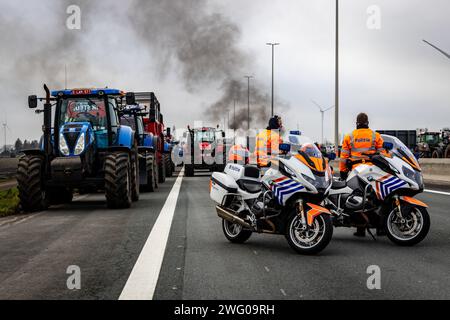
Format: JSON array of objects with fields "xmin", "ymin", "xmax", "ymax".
[
  {"xmin": 445, "ymin": 145, "xmax": 450, "ymax": 158},
  {"xmin": 17, "ymin": 155, "xmax": 47, "ymax": 212},
  {"xmin": 105, "ymin": 152, "xmax": 132, "ymax": 209},
  {"xmin": 432, "ymin": 149, "xmax": 442, "ymax": 158}
]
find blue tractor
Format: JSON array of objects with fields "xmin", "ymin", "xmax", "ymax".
[
  {"xmin": 17, "ymin": 85, "xmax": 140, "ymax": 211},
  {"xmin": 119, "ymin": 100, "xmax": 159, "ymax": 192}
]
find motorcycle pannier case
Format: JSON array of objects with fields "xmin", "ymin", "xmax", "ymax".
[{"xmin": 210, "ymin": 172, "xmax": 239, "ymax": 204}]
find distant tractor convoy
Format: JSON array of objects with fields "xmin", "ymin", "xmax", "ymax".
[
  {"xmin": 377, "ymin": 129, "xmax": 450, "ymax": 158},
  {"xmin": 416, "ymin": 128, "xmax": 450, "ymax": 158},
  {"xmin": 14, "ymin": 85, "xmax": 450, "ymax": 212}
]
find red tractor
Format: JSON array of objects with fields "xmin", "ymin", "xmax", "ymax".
[
  {"xmin": 184, "ymin": 127, "xmax": 227, "ymax": 177},
  {"xmin": 126, "ymin": 92, "xmax": 169, "ymax": 183}
]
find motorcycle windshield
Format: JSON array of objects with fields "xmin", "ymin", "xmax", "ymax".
[
  {"xmin": 283, "ymin": 134, "xmax": 327, "ymax": 173},
  {"xmin": 381, "ymin": 135, "xmax": 421, "ymax": 171}
]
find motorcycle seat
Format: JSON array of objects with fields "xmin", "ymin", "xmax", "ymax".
[
  {"xmin": 237, "ymin": 179, "xmax": 261, "ymax": 193},
  {"xmin": 331, "ymin": 179, "xmax": 347, "ymax": 189}
]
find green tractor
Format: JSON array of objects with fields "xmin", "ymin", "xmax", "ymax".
[
  {"xmin": 17, "ymin": 85, "xmax": 140, "ymax": 212},
  {"xmin": 417, "ymin": 131, "xmax": 442, "ymax": 158}
]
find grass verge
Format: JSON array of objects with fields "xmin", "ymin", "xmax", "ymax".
[{"xmin": 0, "ymin": 188, "xmax": 20, "ymax": 217}]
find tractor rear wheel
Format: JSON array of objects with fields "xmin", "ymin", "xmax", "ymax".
[
  {"xmin": 164, "ymin": 154, "xmax": 173, "ymax": 178},
  {"xmin": 17, "ymin": 155, "xmax": 47, "ymax": 212},
  {"xmin": 143, "ymin": 156, "xmax": 157, "ymax": 193},
  {"xmin": 130, "ymin": 151, "xmax": 139, "ymax": 202},
  {"xmin": 105, "ymin": 152, "xmax": 132, "ymax": 209},
  {"xmin": 158, "ymin": 156, "xmax": 166, "ymax": 184}
]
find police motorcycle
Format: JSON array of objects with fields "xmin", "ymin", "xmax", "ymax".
[
  {"xmin": 209, "ymin": 132, "xmax": 334, "ymax": 255},
  {"xmin": 325, "ymin": 135, "xmax": 430, "ymax": 246}
]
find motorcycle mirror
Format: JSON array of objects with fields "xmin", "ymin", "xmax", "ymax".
[
  {"xmin": 279, "ymin": 143, "xmax": 291, "ymax": 153},
  {"xmin": 383, "ymin": 142, "xmax": 394, "ymax": 151},
  {"xmin": 28, "ymin": 95, "xmax": 38, "ymax": 109}
]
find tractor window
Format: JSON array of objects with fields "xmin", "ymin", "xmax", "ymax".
[
  {"xmin": 108, "ymin": 98, "xmax": 119, "ymax": 128},
  {"xmin": 195, "ymin": 130, "xmax": 216, "ymax": 143},
  {"xmin": 59, "ymin": 98, "xmax": 107, "ymax": 131},
  {"xmin": 120, "ymin": 116, "xmax": 136, "ymax": 130},
  {"xmin": 424, "ymin": 135, "xmax": 439, "ymax": 144},
  {"xmin": 137, "ymin": 117, "xmax": 144, "ymax": 135}
]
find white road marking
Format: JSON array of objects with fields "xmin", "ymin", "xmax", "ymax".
[
  {"xmin": 0, "ymin": 194, "xmax": 90, "ymax": 228},
  {"xmin": 119, "ymin": 169, "xmax": 184, "ymax": 300},
  {"xmin": 280, "ymin": 289, "xmax": 287, "ymax": 296},
  {"xmin": 425, "ymin": 189, "xmax": 450, "ymax": 196}
]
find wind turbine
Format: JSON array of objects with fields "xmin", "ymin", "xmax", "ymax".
[
  {"xmin": 423, "ymin": 39, "xmax": 450, "ymax": 60},
  {"xmin": 312, "ymin": 100, "xmax": 335, "ymax": 145},
  {"xmin": 2, "ymin": 118, "xmax": 11, "ymax": 154}
]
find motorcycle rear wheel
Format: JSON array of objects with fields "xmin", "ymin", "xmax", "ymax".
[{"xmin": 222, "ymin": 219, "xmax": 252, "ymax": 243}]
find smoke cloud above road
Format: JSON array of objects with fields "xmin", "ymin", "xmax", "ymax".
[
  {"xmin": 126, "ymin": 0, "xmax": 286, "ymax": 129},
  {"xmin": 0, "ymin": 0, "xmax": 285, "ymax": 135}
]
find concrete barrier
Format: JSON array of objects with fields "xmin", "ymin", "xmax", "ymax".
[
  {"xmin": 329, "ymin": 158, "xmax": 450, "ymax": 186},
  {"xmin": 419, "ymin": 159, "xmax": 450, "ymax": 184}
]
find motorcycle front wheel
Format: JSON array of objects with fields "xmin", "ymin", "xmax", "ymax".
[
  {"xmin": 285, "ymin": 212, "xmax": 333, "ymax": 255},
  {"xmin": 385, "ymin": 205, "xmax": 430, "ymax": 246},
  {"xmin": 222, "ymin": 219, "xmax": 252, "ymax": 243}
]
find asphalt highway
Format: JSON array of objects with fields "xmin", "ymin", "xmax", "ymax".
[{"xmin": 0, "ymin": 168, "xmax": 449, "ymax": 300}]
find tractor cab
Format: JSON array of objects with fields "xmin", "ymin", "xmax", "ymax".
[
  {"xmin": 52, "ymin": 88, "xmax": 127, "ymax": 154},
  {"xmin": 119, "ymin": 104, "xmax": 151, "ymax": 148}
]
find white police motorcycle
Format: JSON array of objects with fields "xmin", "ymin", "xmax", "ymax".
[
  {"xmin": 325, "ymin": 135, "xmax": 430, "ymax": 246},
  {"xmin": 210, "ymin": 133, "xmax": 334, "ymax": 255}
]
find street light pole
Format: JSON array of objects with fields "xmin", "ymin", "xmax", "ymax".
[
  {"xmin": 244, "ymin": 76, "xmax": 253, "ymax": 131},
  {"xmin": 334, "ymin": 0, "xmax": 340, "ymax": 152},
  {"xmin": 244, "ymin": 76, "xmax": 253, "ymax": 148},
  {"xmin": 266, "ymin": 43, "xmax": 280, "ymax": 117},
  {"xmin": 233, "ymin": 99, "xmax": 236, "ymax": 138}
]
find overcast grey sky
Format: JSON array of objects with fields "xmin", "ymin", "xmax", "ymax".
[{"xmin": 0, "ymin": 0, "xmax": 449, "ymax": 145}]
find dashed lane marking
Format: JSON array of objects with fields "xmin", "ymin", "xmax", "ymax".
[{"xmin": 119, "ymin": 168, "xmax": 185, "ymax": 300}]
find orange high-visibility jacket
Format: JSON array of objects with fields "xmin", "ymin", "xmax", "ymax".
[
  {"xmin": 228, "ymin": 145, "xmax": 250, "ymax": 163},
  {"xmin": 255, "ymin": 129, "xmax": 282, "ymax": 167},
  {"xmin": 339, "ymin": 128, "xmax": 384, "ymax": 172}
]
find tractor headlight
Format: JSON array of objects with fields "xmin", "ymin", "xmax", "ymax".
[
  {"xmin": 59, "ymin": 134, "xmax": 70, "ymax": 156},
  {"xmin": 74, "ymin": 133, "xmax": 85, "ymax": 156}
]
